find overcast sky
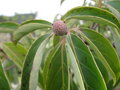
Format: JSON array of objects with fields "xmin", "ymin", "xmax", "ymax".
[{"xmin": 0, "ymin": 0, "xmax": 83, "ymax": 22}]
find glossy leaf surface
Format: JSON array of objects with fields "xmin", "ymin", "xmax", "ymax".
[
  {"xmin": 61, "ymin": 7, "xmax": 120, "ymax": 30},
  {"xmin": 13, "ymin": 20, "xmax": 52, "ymax": 43},
  {"xmin": 44, "ymin": 44, "xmax": 69, "ymax": 90},
  {"xmin": 21, "ymin": 34, "xmax": 49, "ymax": 90},
  {"xmin": 67, "ymin": 34, "xmax": 107, "ymax": 90},
  {"xmin": 82, "ymin": 29, "xmax": 120, "ymax": 81}
]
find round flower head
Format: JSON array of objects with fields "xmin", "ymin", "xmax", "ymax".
[{"xmin": 52, "ymin": 20, "xmax": 68, "ymax": 36}]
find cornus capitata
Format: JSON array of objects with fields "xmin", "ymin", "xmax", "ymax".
[{"xmin": 52, "ymin": 20, "xmax": 68, "ymax": 36}]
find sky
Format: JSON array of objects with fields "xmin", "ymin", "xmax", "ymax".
[{"xmin": 0, "ymin": 0, "xmax": 83, "ymax": 22}]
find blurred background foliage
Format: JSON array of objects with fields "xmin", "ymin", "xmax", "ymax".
[
  {"xmin": 0, "ymin": 12, "xmax": 37, "ymax": 46},
  {"xmin": 0, "ymin": 13, "xmax": 37, "ymax": 23}
]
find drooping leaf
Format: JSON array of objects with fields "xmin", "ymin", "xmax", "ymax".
[
  {"xmin": 43, "ymin": 43, "xmax": 61, "ymax": 89},
  {"xmin": 13, "ymin": 20, "xmax": 52, "ymax": 43},
  {"xmin": 0, "ymin": 22, "xmax": 19, "ymax": 33},
  {"xmin": 29, "ymin": 34, "xmax": 52, "ymax": 90},
  {"xmin": 45, "ymin": 45, "xmax": 69, "ymax": 90},
  {"xmin": 82, "ymin": 29, "xmax": 120, "ymax": 80},
  {"xmin": 61, "ymin": 6, "xmax": 120, "ymax": 30},
  {"xmin": 2, "ymin": 42, "xmax": 27, "ymax": 70},
  {"xmin": 0, "ymin": 28, "xmax": 15, "ymax": 33},
  {"xmin": 67, "ymin": 34, "xmax": 107, "ymax": 90},
  {"xmin": 95, "ymin": 57, "xmax": 109, "ymax": 84},
  {"xmin": 21, "ymin": 19, "xmax": 52, "ymax": 25},
  {"xmin": 21, "ymin": 34, "xmax": 50, "ymax": 90},
  {"xmin": 106, "ymin": 1, "xmax": 120, "ymax": 13},
  {"xmin": 109, "ymin": 27, "xmax": 120, "ymax": 57},
  {"xmin": 66, "ymin": 19, "xmax": 80, "ymax": 28},
  {"xmin": 78, "ymin": 29, "xmax": 120, "ymax": 84},
  {"xmin": 0, "ymin": 61, "xmax": 10, "ymax": 90},
  {"xmin": 66, "ymin": 40, "xmax": 85, "ymax": 90},
  {"xmin": 0, "ymin": 22, "xmax": 18, "ymax": 29},
  {"xmin": 105, "ymin": 1, "xmax": 120, "ymax": 19}
]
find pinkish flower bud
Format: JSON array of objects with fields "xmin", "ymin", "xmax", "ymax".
[{"xmin": 52, "ymin": 20, "xmax": 68, "ymax": 36}]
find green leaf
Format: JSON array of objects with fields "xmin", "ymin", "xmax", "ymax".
[
  {"xmin": 107, "ymin": 80, "xmax": 114, "ymax": 90},
  {"xmin": 13, "ymin": 20, "xmax": 52, "ymax": 43},
  {"xmin": 105, "ymin": 1, "xmax": 120, "ymax": 19},
  {"xmin": 21, "ymin": 34, "xmax": 50, "ymax": 90},
  {"xmin": 0, "ymin": 22, "xmax": 18, "ymax": 29},
  {"xmin": 2, "ymin": 42, "xmax": 27, "ymax": 70},
  {"xmin": 61, "ymin": 6, "xmax": 120, "ymax": 30},
  {"xmin": 67, "ymin": 34, "xmax": 107, "ymax": 90},
  {"xmin": 109, "ymin": 27, "xmax": 120, "ymax": 57},
  {"xmin": 21, "ymin": 19, "xmax": 52, "ymax": 25},
  {"xmin": 0, "ymin": 61, "xmax": 10, "ymax": 90},
  {"xmin": 43, "ymin": 42, "xmax": 61, "ymax": 89},
  {"xmin": 29, "ymin": 34, "xmax": 52, "ymax": 90},
  {"xmin": 45, "ymin": 45, "xmax": 69, "ymax": 90},
  {"xmin": 3, "ymin": 60, "xmax": 19, "ymax": 84},
  {"xmin": 78, "ymin": 29, "xmax": 120, "ymax": 84},
  {"xmin": 70, "ymin": 79, "xmax": 78, "ymax": 90},
  {"xmin": 66, "ymin": 39, "xmax": 85, "ymax": 90},
  {"xmin": 106, "ymin": 1, "xmax": 120, "ymax": 13},
  {"xmin": 0, "ymin": 22, "xmax": 18, "ymax": 33},
  {"xmin": 66, "ymin": 19, "xmax": 80, "ymax": 28},
  {"xmin": 95, "ymin": 58, "xmax": 109, "ymax": 84},
  {"xmin": 83, "ymin": 29, "xmax": 120, "ymax": 79},
  {"xmin": 19, "ymin": 36, "xmax": 34, "ymax": 49},
  {"xmin": 38, "ymin": 70, "xmax": 44, "ymax": 89},
  {"xmin": 0, "ymin": 28, "xmax": 15, "ymax": 33}
]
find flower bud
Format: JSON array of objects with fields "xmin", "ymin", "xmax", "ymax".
[{"xmin": 52, "ymin": 20, "xmax": 68, "ymax": 36}]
